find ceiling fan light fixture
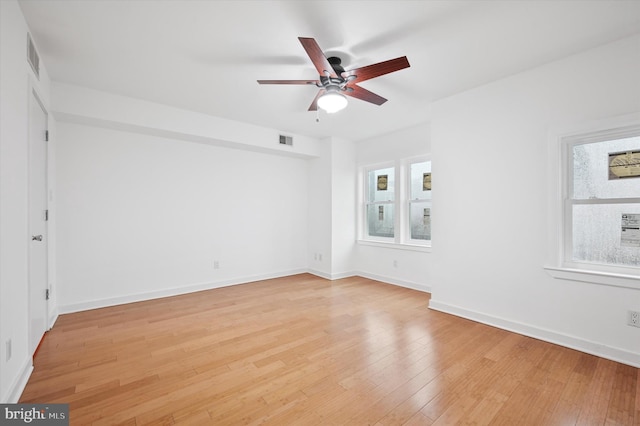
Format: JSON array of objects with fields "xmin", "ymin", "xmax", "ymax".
[{"xmin": 317, "ymin": 89, "xmax": 348, "ymax": 113}]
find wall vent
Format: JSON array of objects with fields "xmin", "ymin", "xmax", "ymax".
[
  {"xmin": 27, "ymin": 33, "xmax": 40, "ymax": 79},
  {"xmin": 279, "ymin": 135, "xmax": 293, "ymax": 146}
]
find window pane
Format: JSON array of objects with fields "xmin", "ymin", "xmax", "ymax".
[
  {"xmin": 368, "ymin": 167, "xmax": 394, "ymax": 202},
  {"xmin": 409, "ymin": 202, "xmax": 431, "ymax": 240},
  {"xmin": 410, "ymin": 161, "xmax": 432, "ymax": 200},
  {"xmin": 573, "ymin": 136, "xmax": 640, "ymax": 199},
  {"xmin": 572, "ymin": 203, "xmax": 640, "ymax": 266},
  {"xmin": 366, "ymin": 204, "xmax": 394, "ymax": 238}
]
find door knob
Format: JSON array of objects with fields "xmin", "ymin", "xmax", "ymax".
[{"xmin": 31, "ymin": 235, "xmax": 43, "ymax": 241}]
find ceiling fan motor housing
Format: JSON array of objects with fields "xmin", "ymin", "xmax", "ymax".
[
  {"xmin": 327, "ymin": 57, "xmax": 345, "ymax": 73},
  {"xmin": 319, "ymin": 57, "xmax": 346, "ymax": 87}
]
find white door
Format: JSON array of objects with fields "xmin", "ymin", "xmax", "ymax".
[{"xmin": 28, "ymin": 88, "xmax": 48, "ymax": 355}]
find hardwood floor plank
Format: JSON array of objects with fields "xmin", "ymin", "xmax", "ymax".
[
  {"xmin": 606, "ymin": 364, "xmax": 638, "ymax": 424},
  {"xmin": 576, "ymin": 359, "xmax": 619, "ymax": 425},
  {"xmin": 548, "ymin": 354, "xmax": 600, "ymax": 425},
  {"xmin": 18, "ymin": 274, "xmax": 637, "ymax": 425}
]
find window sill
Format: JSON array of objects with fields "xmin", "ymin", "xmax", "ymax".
[
  {"xmin": 544, "ymin": 266, "xmax": 640, "ymax": 290},
  {"xmin": 357, "ymin": 239, "xmax": 432, "ymax": 253}
]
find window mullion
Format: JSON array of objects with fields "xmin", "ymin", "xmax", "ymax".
[
  {"xmin": 396, "ymin": 161, "xmax": 403, "ymax": 244},
  {"xmin": 563, "ymin": 199, "xmax": 573, "ymax": 267},
  {"xmin": 571, "ymin": 197, "xmax": 640, "ymax": 205}
]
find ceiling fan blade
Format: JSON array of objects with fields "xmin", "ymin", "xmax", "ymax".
[
  {"xmin": 298, "ymin": 37, "xmax": 338, "ymax": 78},
  {"xmin": 257, "ymin": 79, "xmax": 319, "ymax": 85},
  {"xmin": 342, "ymin": 56, "xmax": 410, "ymax": 83},
  {"xmin": 344, "ymin": 85, "xmax": 387, "ymax": 105},
  {"xmin": 308, "ymin": 89, "xmax": 326, "ymax": 111}
]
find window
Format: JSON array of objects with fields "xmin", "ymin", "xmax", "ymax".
[
  {"xmin": 564, "ymin": 125, "xmax": 640, "ymax": 273},
  {"xmin": 365, "ymin": 165, "xmax": 395, "ymax": 238},
  {"xmin": 362, "ymin": 158, "xmax": 431, "ymax": 248},
  {"xmin": 408, "ymin": 160, "xmax": 431, "ymax": 241}
]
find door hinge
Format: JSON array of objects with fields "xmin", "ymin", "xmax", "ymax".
[
  {"xmin": 45, "ymin": 289, "xmax": 50, "ymax": 300},
  {"xmin": 45, "ymin": 209, "xmax": 49, "ymax": 221},
  {"xmin": 45, "ymin": 130, "xmax": 49, "ymax": 141}
]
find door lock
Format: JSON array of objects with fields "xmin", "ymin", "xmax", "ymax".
[{"xmin": 31, "ymin": 235, "xmax": 43, "ymax": 241}]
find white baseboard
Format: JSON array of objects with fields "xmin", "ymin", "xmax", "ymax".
[
  {"xmin": 306, "ymin": 269, "xmax": 334, "ymax": 280},
  {"xmin": 3, "ymin": 358, "xmax": 33, "ymax": 403},
  {"xmin": 305, "ymin": 270, "xmax": 430, "ymax": 294},
  {"xmin": 60, "ymin": 269, "xmax": 429, "ymax": 315},
  {"xmin": 428, "ymin": 299, "xmax": 640, "ymax": 369},
  {"xmin": 307, "ymin": 269, "xmax": 356, "ymax": 281},
  {"xmin": 48, "ymin": 308, "xmax": 59, "ymax": 330},
  {"xmin": 355, "ymin": 271, "xmax": 431, "ymax": 293},
  {"xmin": 59, "ymin": 268, "xmax": 307, "ymax": 314}
]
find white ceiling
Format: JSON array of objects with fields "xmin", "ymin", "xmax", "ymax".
[{"xmin": 18, "ymin": 0, "xmax": 640, "ymax": 142}]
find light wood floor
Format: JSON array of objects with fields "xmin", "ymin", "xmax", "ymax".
[{"xmin": 20, "ymin": 274, "xmax": 639, "ymax": 425}]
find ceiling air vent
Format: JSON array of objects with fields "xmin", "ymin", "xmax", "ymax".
[
  {"xmin": 27, "ymin": 33, "xmax": 40, "ymax": 79},
  {"xmin": 279, "ymin": 135, "xmax": 293, "ymax": 146}
]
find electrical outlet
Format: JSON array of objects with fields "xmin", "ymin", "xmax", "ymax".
[
  {"xmin": 628, "ymin": 311, "xmax": 640, "ymax": 328},
  {"xmin": 213, "ymin": 260, "xmax": 219, "ymax": 269},
  {"xmin": 393, "ymin": 260, "xmax": 398, "ymax": 268},
  {"xmin": 6, "ymin": 339, "xmax": 11, "ymax": 362}
]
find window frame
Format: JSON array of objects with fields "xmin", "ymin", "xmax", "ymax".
[
  {"xmin": 359, "ymin": 156, "xmax": 431, "ymax": 251},
  {"xmin": 544, "ymin": 115, "xmax": 640, "ymax": 290},
  {"xmin": 404, "ymin": 157, "xmax": 432, "ymax": 245},
  {"xmin": 562, "ymin": 125, "xmax": 640, "ymax": 274},
  {"xmin": 362, "ymin": 162, "xmax": 397, "ymax": 242}
]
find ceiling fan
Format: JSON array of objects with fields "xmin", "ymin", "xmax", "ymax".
[{"xmin": 257, "ymin": 37, "xmax": 410, "ymax": 113}]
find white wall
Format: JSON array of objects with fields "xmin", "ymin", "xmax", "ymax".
[
  {"xmin": 429, "ymin": 34, "xmax": 640, "ymax": 367},
  {"xmin": 307, "ymin": 137, "xmax": 357, "ymax": 279},
  {"xmin": 56, "ymin": 121, "xmax": 310, "ymax": 312},
  {"xmin": 0, "ymin": 0, "xmax": 52, "ymax": 402},
  {"xmin": 307, "ymin": 141, "xmax": 333, "ymax": 276},
  {"xmin": 330, "ymin": 138, "xmax": 357, "ymax": 277},
  {"xmin": 355, "ymin": 123, "xmax": 431, "ymax": 292}
]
